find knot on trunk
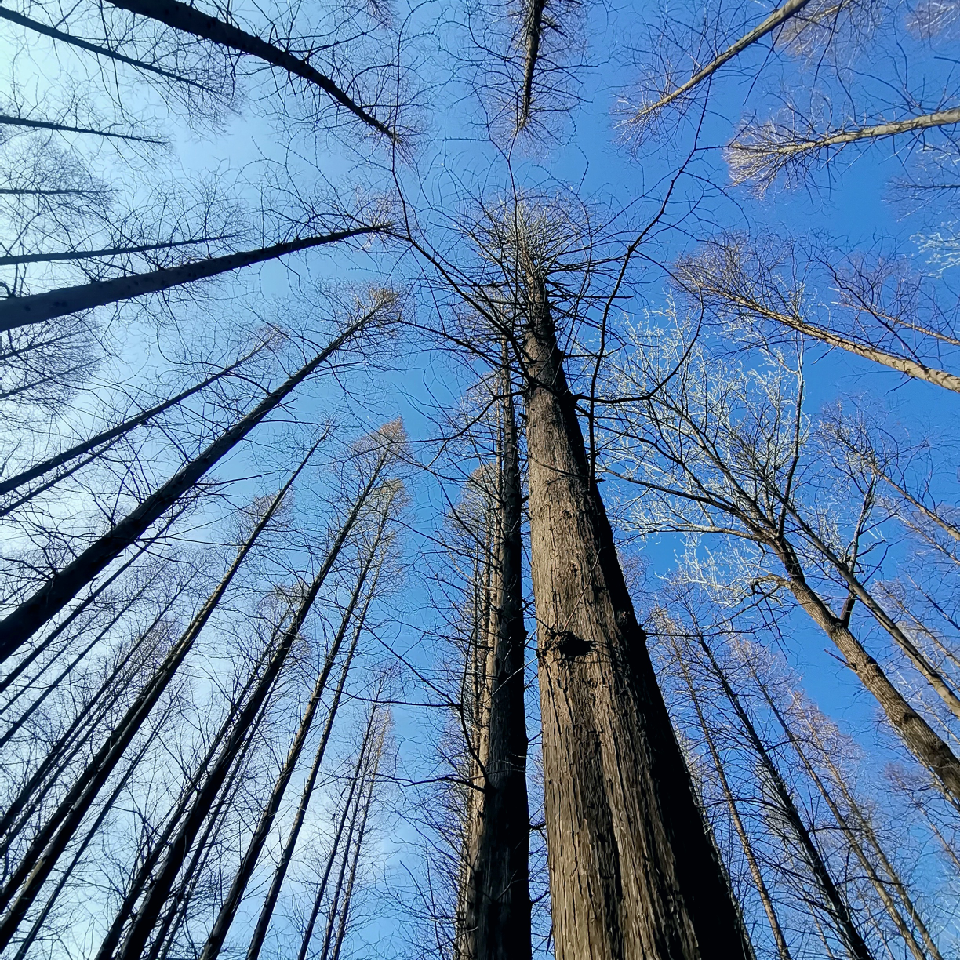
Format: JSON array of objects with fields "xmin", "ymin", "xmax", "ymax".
[{"xmin": 543, "ymin": 629, "xmax": 592, "ymax": 659}]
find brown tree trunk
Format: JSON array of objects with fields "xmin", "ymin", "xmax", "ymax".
[
  {"xmin": 673, "ymin": 647, "xmax": 793, "ymax": 960},
  {"xmin": 521, "ymin": 270, "xmax": 750, "ymax": 960},
  {"xmin": 774, "ymin": 538, "xmax": 960, "ymax": 801},
  {"xmin": 462, "ymin": 351, "xmax": 531, "ymax": 960},
  {"xmin": 691, "ymin": 629, "xmax": 872, "ymax": 960},
  {"xmin": 199, "ymin": 503, "xmax": 392, "ymax": 960}
]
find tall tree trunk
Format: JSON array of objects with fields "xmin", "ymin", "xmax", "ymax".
[
  {"xmin": 198, "ymin": 503, "xmax": 392, "ymax": 960},
  {"xmin": 295, "ymin": 705, "xmax": 380, "ymax": 960},
  {"xmin": 672, "ymin": 645, "xmax": 793, "ymax": 960},
  {"xmin": 0, "ymin": 112, "xmax": 163, "ymax": 143},
  {"xmin": 103, "ymin": 0, "xmax": 392, "ymax": 137},
  {"xmin": 0, "ymin": 7, "xmax": 206, "ymax": 87},
  {"xmin": 520, "ymin": 269, "xmax": 750, "ymax": 960},
  {"xmin": 0, "ymin": 226, "xmax": 379, "ymax": 332},
  {"xmin": 690, "ymin": 630, "xmax": 872, "ymax": 960},
  {"xmin": 0, "ymin": 305, "xmax": 377, "ymax": 662},
  {"xmin": 0, "ymin": 446, "xmax": 318, "ymax": 945},
  {"xmin": 773, "ymin": 537, "xmax": 960, "ymax": 800},
  {"xmin": 0, "ymin": 235, "xmax": 236, "ymax": 267},
  {"xmin": 242, "ymin": 575, "xmax": 378, "ymax": 960},
  {"xmin": 462, "ymin": 349, "xmax": 531, "ymax": 960},
  {"xmin": 756, "ymin": 681, "xmax": 945, "ymax": 960},
  {"xmin": 0, "ymin": 343, "xmax": 261, "ymax": 503},
  {"xmin": 107, "ymin": 447, "xmax": 392, "ymax": 960}
]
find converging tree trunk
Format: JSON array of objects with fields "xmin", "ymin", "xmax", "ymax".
[
  {"xmin": 461, "ymin": 345, "xmax": 531, "ymax": 960},
  {"xmin": 520, "ymin": 265, "xmax": 750, "ymax": 960}
]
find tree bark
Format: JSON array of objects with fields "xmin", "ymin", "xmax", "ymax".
[
  {"xmin": 0, "ymin": 226, "xmax": 379, "ymax": 332},
  {"xmin": 462, "ymin": 350, "xmax": 531, "ymax": 960},
  {"xmin": 521, "ymin": 270, "xmax": 750, "ymax": 960}
]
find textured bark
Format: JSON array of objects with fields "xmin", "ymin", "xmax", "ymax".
[
  {"xmin": 104, "ymin": 0, "xmax": 392, "ymax": 137},
  {"xmin": 0, "ymin": 311, "xmax": 373, "ymax": 662},
  {"xmin": 518, "ymin": 0, "xmax": 546, "ymax": 130},
  {"xmin": 691, "ymin": 631, "xmax": 872, "ymax": 960},
  {"xmin": 521, "ymin": 272, "xmax": 750, "ymax": 960},
  {"xmin": 0, "ymin": 226, "xmax": 378, "ymax": 332},
  {"xmin": 0, "ymin": 450, "xmax": 315, "ymax": 947},
  {"xmin": 462, "ymin": 355, "xmax": 531, "ymax": 960},
  {"xmin": 773, "ymin": 539, "xmax": 960, "ymax": 801}
]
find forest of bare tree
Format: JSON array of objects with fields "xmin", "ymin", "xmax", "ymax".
[{"xmin": 0, "ymin": 0, "xmax": 958, "ymax": 958}]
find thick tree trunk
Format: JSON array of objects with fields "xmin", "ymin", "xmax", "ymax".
[
  {"xmin": 104, "ymin": 0, "xmax": 392, "ymax": 137},
  {"xmin": 521, "ymin": 272, "xmax": 750, "ymax": 960},
  {"xmin": 0, "ymin": 310, "xmax": 374, "ymax": 662},
  {"xmin": 462, "ymin": 354, "xmax": 531, "ymax": 960},
  {"xmin": 0, "ymin": 226, "xmax": 378, "ymax": 332}
]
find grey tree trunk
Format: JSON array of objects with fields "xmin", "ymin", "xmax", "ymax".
[
  {"xmin": 0, "ymin": 226, "xmax": 378, "ymax": 332},
  {"xmin": 103, "ymin": 0, "xmax": 392, "ymax": 136},
  {"xmin": 0, "ymin": 308, "xmax": 375, "ymax": 662},
  {"xmin": 521, "ymin": 270, "xmax": 751, "ymax": 960},
  {"xmin": 462, "ymin": 352, "xmax": 531, "ymax": 960}
]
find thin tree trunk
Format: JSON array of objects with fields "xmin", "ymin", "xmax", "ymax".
[
  {"xmin": 521, "ymin": 268, "xmax": 750, "ymax": 960},
  {"xmin": 199, "ymin": 505, "xmax": 392, "ymax": 960},
  {"xmin": 104, "ymin": 0, "xmax": 392, "ymax": 137},
  {"xmin": 107, "ymin": 450, "xmax": 391, "ymax": 960},
  {"xmin": 782, "ymin": 700, "xmax": 945, "ymax": 960},
  {"xmin": 0, "ymin": 447, "xmax": 317, "ymax": 944},
  {"xmin": 0, "ymin": 235, "xmax": 238, "ymax": 267},
  {"xmin": 462, "ymin": 348, "xmax": 531, "ymax": 960},
  {"xmin": 242, "ymin": 574, "xmax": 378, "ymax": 960},
  {"xmin": 9, "ymin": 711, "xmax": 163, "ymax": 960},
  {"xmin": 293, "ymin": 702, "xmax": 379, "ymax": 960},
  {"xmin": 0, "ymin": 6, "xmax": 207, "ymax": 87},
  {"xmin": 689, "ymin": 629, "xmax": 872, "ymax": 960},
  {"xmin": 518, "ymin": 0, "xmax": 546, "ymax": 130},
  {"xmin": 0, "ymin": 344, "xmax": 260, "ymax": 501},
  {"xmin": 673, "ymin": 646, "xmax": 793, "ymax": 960},
  {"xmin": 0, "ymin": 225, "xmax": 379, "ymax": 332},
  {"xmin": 0, "ymin": 112, "xmax": 164, "ymax": 143},
  {"xmin": 327, "ymin": 717, "xmax": 386, "ymax": 960},
  {"xmin": 0, "ymin": 306, "xmax": 376, "ymax": 662},
  {"xmin": 627, "ymin": 0, "xmax": 812, "ymax": 127}
]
